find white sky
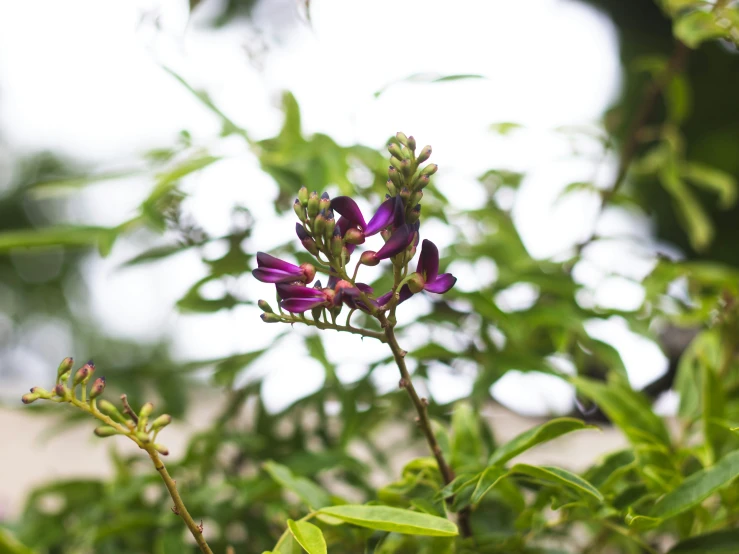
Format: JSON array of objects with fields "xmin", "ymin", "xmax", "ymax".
[{"xmin": 0, "ymin": 0, "xmax": 669, "ymax": 414}]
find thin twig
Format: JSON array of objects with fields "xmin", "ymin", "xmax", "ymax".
[{"xmin": 120, "ymin": 394, "xmax": 139, "ymax": 424}]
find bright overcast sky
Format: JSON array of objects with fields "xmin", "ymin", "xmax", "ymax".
[{"xmin": 0, "ymin": 0, "xmax": 669, "ymax": 414}]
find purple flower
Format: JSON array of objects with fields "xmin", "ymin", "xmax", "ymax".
[
  {"xmin": 360, "ymin": 223, "xmax": 416, "ymax": 266},
  {"xmin": 415, "ymin": 240, "xmax": 457, "ymax": 293},
  {"xmin": 331, "ymin": 196, "xmax": 399, "ymax": 240},
  {"xmin": 276, "ymin": 283, "xmax": 331, "ymax": 313},
  {"xmin": 374, "ymin": 240, "xmax": 456, "ymax": 307},
  {"xmin": 252, "ymin": 252, "xmax": 316, "ymax": 284}
]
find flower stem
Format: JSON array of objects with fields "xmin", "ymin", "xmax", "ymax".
[{"xmin": 146, "ymin": 449, "xmax": 214, "ymax": 554}]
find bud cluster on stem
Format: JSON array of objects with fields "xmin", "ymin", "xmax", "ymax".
[
  {"xmin": 21, "ymin": 357, "xmax": 213, "ymax": 554},
  {"xmin": 252, "ymin": 133, "xmax": 470, "ymax": 536}
]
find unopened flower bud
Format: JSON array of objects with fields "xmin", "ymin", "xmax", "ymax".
[
  {"xmin": 380, "ymin": 229, "xmax": 391, "ymax": 241},
  {"xmin": 319, "ymin": 192, "xmax": 331, "ymax": 213},
  {"xmin": 299, "ymin": 263, "xmax": 316, "ymax": 283},
  {"xmin": 386, "ymin": 179, "xmax": 397, "ymax": 196},
  {"xmin": 30, "ymin": 387, "xmax": 53, "ymax": 399},
  {"xmin": 407, "ymin": 272, "xmax": 426, "ymax": 294},
  {"xmin": 94, "ymin": 426, "xmax": 120, "ymax": 437},
  {"xmin": 98, "ymin": 399, "xmax": 125, "ymax": 422},
  {"xmin": 400, "ymin": 187, "xmax": 411, "ymax": 202},
  {"xmin": 400, "ymin": 158, "xmax": 412, "ymax": 177},
  {"xmin": 73, "ymin": 363, "xmax": 93, "ymax": 386},
  {"xmin": 417, "ymin": 145, "xmax": 432, "ymax": 164},
  {"xmin": 151, "ymin": 414, "xmax": 172, "ymax": 431},
  {"xmin": 410, "ymin": 191, "xmax": 424, "ymax": 205},
  {"xmin": 56, "ymin": 357, "xmax": 74, "ymax": 380},
  {"xmin": 139, "ymin": 402, "xmax": 154, "ymax": 419},
  {"xmin": 388, "ymin": 142, "xmax": 403, "ymax": 160},
  {"xmin": 408, "ymin": 204, "xmax": 422, "ymax": 224},
  {"xmin": 258, "ymin": 300, "xmax": 274, "ymax": 313},
  {"xmin": 389, "ymin": 156, "xmax": 403, "ymax": 171},
  {"xmin": 407, "ymin": 135, "xmax": 416, "ymax": 152},
  {"xmin": 344, "ymin": 228, "xmax": 365, "ymax": 245},
  {"xmin": 135, "ymin": 431, "xmax": 151, "ymax": 443},
  {"xmin": 307, "ymin": 192, "xmax": 320, "ymax": 219},
  {"xmin": 297, "ymin": 186, "xmax": 309, "ymax": 206},
  {"xmin": 311, "ymin": 306, "xmax": 323, "ymax": 321},
  {"xmin": 301, "ymin": 237, "xmax": 319, "ymax": 256},
  {"xmin": 331, "ymin": 228, "xmax": 343, "ymax": 258},
  {"xmin": 293, "ymin": 199, "xmax": 306, "ymax": 221},
  {"xmin": 419, "ymin": 163, "xmax": 438, "ymax": 177},
  {"xmin": 54, "ymin": 383, "xmax": 71, "ymax": 400},
  {"xmin": 261, "ymin": 313, "xmax": 282, "ymax": 323},
  {"xmin": 95, "ymin": 425, "xmax": 120, "ymax": 437},
  {"xmin": 153, "ymin": 443, "xmax": 169, "ymax": 456},
  {"xmin": 388, "ymin": 166, "xmax": 403, "ymax": 188},
  {"xmin": 324, "ymin": 213, "xmax": 336, "ymax": 242},
  {"xmin": 313, "ymin": 213, "xmax": 326, "ymax": 237},
  {"xmin": 22, "ymin": 392, "xmax": 40, "ymax": 404},
  {"xmin": 360, "ymin": 251, "xmax": 380, "ymax": 266},
  {"xmin": 395, "ymin": 132, "xmax": 409, "ymax": 146},
  {"xmin": 414, "ymin": 174, "xmax": 430, "ymax": 190},
  {"xmin": 90, "ymin": 377, "xmax": 106, "ymax": 400},
  {"xmin": 341, "ymin": 246, "xmax": 351, "ymax": 266}
]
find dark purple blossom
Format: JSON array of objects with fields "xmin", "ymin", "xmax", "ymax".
[
  {"xmin": 416, "ymin": 240, "xmax": 456, "ymax": 293},
  {"xmin": 252, "ymin": 252, "xmax": 315, "ymax": 284},
  {"xmin": 360, "ymin": 223, "xmax": 416, "ymax": 266},
  {"xmin": 276, "ymin": 283, "xmax": 331, "ymax": 313},
  {"xmin": 331, "ymin": 196, "xmax": 399, "ymax": 239}
]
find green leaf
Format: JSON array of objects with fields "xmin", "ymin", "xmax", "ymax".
[
  {"xmin": 0, "ymin": 529, "xmax": 36, "ymax": 554},
  {"xmin": 571, "ymin": 377, "xmax": 671, "ymax": 446},
  {"xmin": 0, "ymin": 226, "xmax": 119, "ymax": 254},
  {"xmin": 668, "ymin": 529, "xmax": 739, "ymax": 553},
  {"xmin": 510, "ymin": 464, "xmax": 604, "ymax": 503},
  {"xmin": 666, "ymin": 74, "xmax": 692, "ymax": 124},
  {"xmin": 146, "ymin": 155, "xmax": 221, "ymax": 206},
  {"xmin": 659, "ymin": 161, "xmax": 714, "ymax": 251},
  {"xmin": 682, "ymin": 161, "xmax": 737, "ymax": 209},
  {"xmin": 470, "ymin": 466, "xmax": 508, "ymax": 505},
  {"xmin": 450, "ymin": 403, "xmax": 483, "ymax": 469},
  {"xmin": 674, "ymin": 10, "xmax": 727, "ymax": 48},
  {"xmin": 489, "ymin": 122, "xmax": 523, "ymax": 135},
  {"xmin": 489, "ymin": 418, "xmax": 597, "ymax": 466},
  {"xmin": 287, "ymin": 520, "xmax": 327, "ymax": 554},
  {"xmin": 650, "ymin": 449, "xmax": 739, "ymax": 520},
  {"xmin": 263, "ymin": 461, "xmax": 331, "ymax": 509},
  {"xmin": 317, "ymin": 505, "xmax": 459, "ymax": 537}
]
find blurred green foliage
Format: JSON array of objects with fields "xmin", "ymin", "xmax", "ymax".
[{"xmin": 2, "ymin": 1, "xmax": 739, "ymax": 552}]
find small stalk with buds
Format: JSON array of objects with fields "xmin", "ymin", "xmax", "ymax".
[{"xmin": 22, "ymin": 358, "xmax": 213, "ymax": 554}]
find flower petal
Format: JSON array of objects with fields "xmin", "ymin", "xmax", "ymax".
[
  {"xmin": 375, "ymin": 224, "xmax": 414, "ymax": 260},
  {"xmin": 256, "ymin": 252, "xmax": 300, "ymax": 273},
  {"xmin": 417, "ymin": 239, "xmax": 439, "ymax": 283},
  {"xmin": 280, "ymin": 297, "xmax": 326, "ymax": 313},
  {"xmin": 331, "ymin": 197, "xmax": 367, "ymax": 229},
  {"xmin": 364, "ymin": 197, "xmax": 396, "ymax": 236},
  {"xmin": 276, "ymin": 284, "xmax": 325, "ymax": 299},
  {"xmin": 424, "ymin": 273, "xmax": 456, "ymax": 294},
  {"xmin": 376, "ymin": 285, "xmax": 413, "ymax": 307},
  {"xmin": 252, "ymin": 268, "xmax": 301, "ymax": 283}
]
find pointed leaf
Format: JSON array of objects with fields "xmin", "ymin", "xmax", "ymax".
[
  {"xmin": 318, "ymin": 505, "xmax": 458, "ymax": 537},
  {"xmin": 668, "ymin": 529, "xmax": 739, "ymax": 553},
  {"xmin": 510, "ymin": 464, "xmax": 604, "ymax": 503},
  {"xmin": 287, "ymin": 520, "xmax": 327, "ymax": 554},
  {"xmin": 263, "ymin": 461, "xmax": 331, "ymax": 509}
]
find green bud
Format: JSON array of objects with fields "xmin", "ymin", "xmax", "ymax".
[
  {"xmin": 258, "ymin": 300, "xmax": 274, "ymax": 313},
  {"xmin": 419, "ymin": 163, "xmax": 438, "ymax": 177},
  {"xmin": 400, "ymin": 158, "xmax": 412, "ymax": 177},
  {"xmin": 307, "ymin": 192, "xmax": 319, "ymax": 219},
  {"xmin": 135, "ymin": 431, "xmax": 151, "ymax": 443},
  {"xmin": 297, "ymin": 186, "xmax": 309, "ymax": 206},
  {"xmin": 388, "ymin": 166, "xmax": 402, "ymax": 188},
  {"xmin": 399, "ymin": 187, "xmax": 411, "ymax": 202},
  {"xmin": 324, "ymin": 214, "xmax": 336, "ymax": 243},
  {"xmin": 417, "ymin": 145, "xmax": 432, "ymax": 164},
  {"xmin": 318, "ymin": 192, "xmax": 331, "ymax": 213},
  {"xmin": 408, "ymin": 204, "xmax": 422, "ymax": 224},
  {"xmin": 331, "ymin": 228, "xmax": 343, "ymax": 258},
  {"xmin": 395, "ymin": 132, "xmax": 408, "ymax": 146},
  {"xmin": 344, "ymin": 228, "xmax": 365, "ymax": 245},
  {"xmin": 414, "ymin": 174, "xmax": 430, "ymax": 191},
  {"xmin": 94, "ymin": 426, "xmax": 120, "ymax": 437},
  {"xmin": 151, "ymin": 414, "xmax": 172, "ymax": 431},
  {"xmin": 56, "ymin": 357, "xmax": 74, "ymax": 380},
  {"xmin": 153, "ymin": 443, "xmax": 170, "ymax": 456},
  {"xmin": 261, "ymin": 313, "xmax": 282, "ymax": 323},
  {"xmin": 389, "ymin": 156, "xmax": 403, "ymax": 171},
  {"xmin": 90, "ymin": 377, "xmax": 106, "ymax": 400},
  {"xmin": 293, "ymin": 199, "xmax": 306, "ymax": 221},
  {"xmin": 388, "ymin": 142, "xmax": 403, "ymax": 160},
  {"xmin": 407, "ymin": 272, "xmax": 426, "ymax": 294},
  {"xmin": 313, "ymin": 213, "xmax": 326, "ymax": 237},
  {"xmin": 98, "ymin": 399, "xmax": 124, "ymax": 420},
  {"xmin": 407, "ymin": 135, "xmax": 416, "ymax": 152},
  {"xmin": 410, "ymin": 190, "xmax": 424, "ymax": 205},
  {"xmin": 30, "ymin": 386, "xmax": 53, "ymax": 399},
  {"xmin": 139, "ymin": 402, "xmax": 154, "ymax": 421},
  {"xmin": 73, "ymin": 365, "xmax": 91, "ymax": 386},
  {"xmin": 386, "ymin": 179, "xmax": 397, "ymax": 196},
  {"xmin": 301, "ymin": 236, "xmax": 320, "ymax": 256},
  {"xmin": 54, "ymin": 383, "xmax": 71, "ymax": 401},
  {"xmin": 22, "ymin": 392, "xmax": 40, "ymax": 404}
]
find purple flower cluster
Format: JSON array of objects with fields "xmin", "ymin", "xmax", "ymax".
[{"xmin": 252, "ymin": 134, "xmax": 456, "ymax": 319}]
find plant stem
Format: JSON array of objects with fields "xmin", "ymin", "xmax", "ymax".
[
  {"xmin": 146, "ymin": 449, "xmax": 214, "ymax": 554},
  {"xmin": 284, "ymin": 313, "xmax": 387, "ymax": 342},
  {"xmin": 377, "ymin": 313, "xmax": 473, "ymax": 537}
]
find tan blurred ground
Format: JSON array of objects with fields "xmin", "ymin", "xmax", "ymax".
[{"xmin": 0, "ymin": 399, "xmax": 628, "ymax": 521}]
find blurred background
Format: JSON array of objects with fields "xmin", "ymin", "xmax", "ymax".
[{"xmin": 1, "ymin": 0, "xmax": 738, "ymax": 548}]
